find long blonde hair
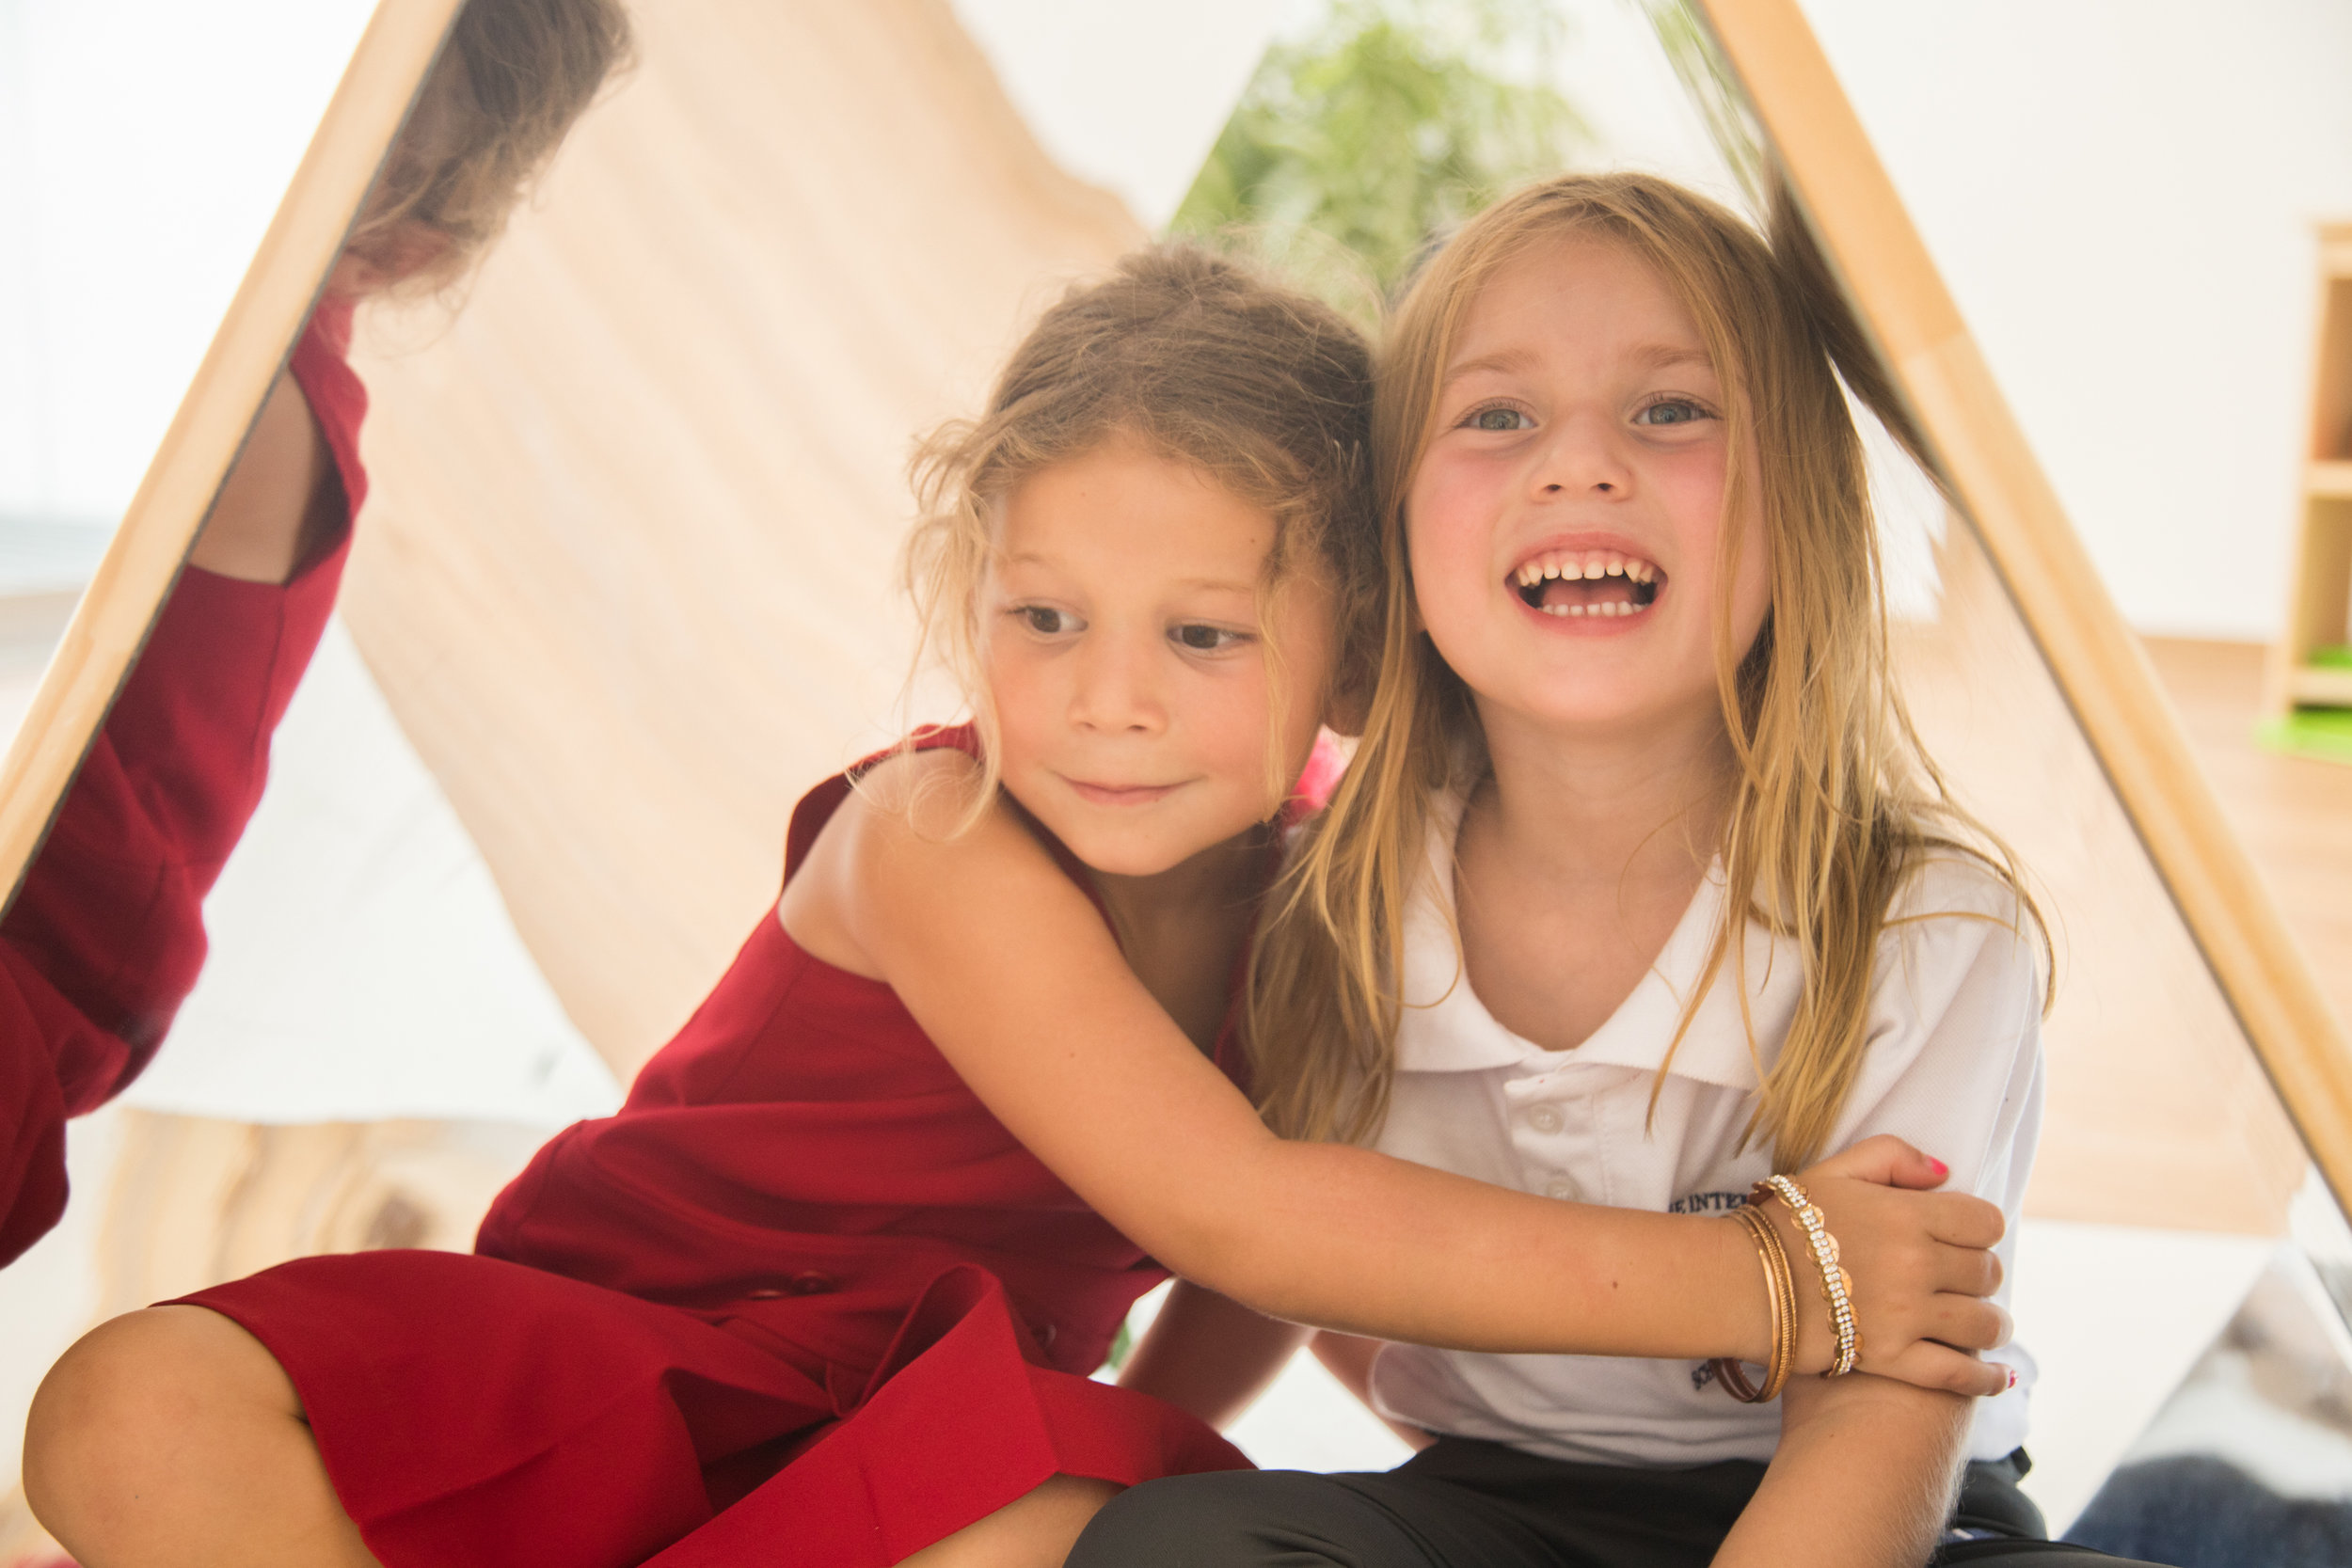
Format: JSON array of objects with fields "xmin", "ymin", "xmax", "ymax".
[{"xmin": 1247, "ymin": 172, "xmax": 2042, "ymax": 1167}]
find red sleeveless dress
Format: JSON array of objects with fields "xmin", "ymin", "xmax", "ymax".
[
  {"xmin": 0, "ymin": 296, "xmax": 365, "ymax": 1266},
  {"xmin": 176, "ymin": 726, "xmax": 1261, "ymax": 1568}
]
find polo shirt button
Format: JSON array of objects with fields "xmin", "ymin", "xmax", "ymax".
[
  {"xmin": 785, "ymin": 1271, "xmax": 838, "ymax": 1296},
  {"xmin": 1544, "ymin": 1179, "xmax": 1579, "ymax": 1201},
  {"xmin": 742, "ymin": 1287, "xmax": 786, "ymax": 1300},
  {"xmin": 1033, "ymin": 1321, "xmax": 1057, "ymax": 1349},
  {"xmin": 1525, "ymin": 1103, "xmax": 1564, "ymax": 1134}
]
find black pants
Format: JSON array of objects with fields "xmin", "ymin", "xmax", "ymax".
[{"xmin": 1068, "ymin": 1440, "xmax": 2175, "ymax": 1568}]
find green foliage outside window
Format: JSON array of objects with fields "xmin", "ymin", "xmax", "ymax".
[{"xmin": 1170, "ymin": 0, "xmax": 1589, "ymax": 315}]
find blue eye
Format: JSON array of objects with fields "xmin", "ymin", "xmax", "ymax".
[
  {"xmin": 1636, "ymin": 399, "xmax": 1711, "ymax": 426},
  {"xmin": 1468, "ymin": 405, "xmax": 1530, "ymax": 432}
]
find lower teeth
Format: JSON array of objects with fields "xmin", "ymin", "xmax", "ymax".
[{"xmin": 1538, "ymin": 602, "xmax": 1644, "ymax": 618}]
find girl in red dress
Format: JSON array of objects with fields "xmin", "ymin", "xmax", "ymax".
[
  {"xmin": 25, "ymin": 247, "xmax": 2010, "ymax": 1568},
  {"xmin": 0, "ymin": 0, "xmax": 632, "ymax": 1270}
]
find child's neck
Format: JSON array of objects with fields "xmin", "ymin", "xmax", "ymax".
[
  {"xmin": 1473, "ymin": 702, "xmax": 1733, "ymax": 882},
  {"xmin": 1088, "ymin": 827, "xmax": 1271, "ymax": 1055},
  {"xmin": 1455, "ymin": 702, "xmax": 1733, "ymax": 1053}
]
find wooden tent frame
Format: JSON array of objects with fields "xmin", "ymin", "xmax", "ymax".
[
  {"xmin": 1694, "ymin": 0, "xmax": 2352, "ymax": 1212},
  {"xmin": 0, "ymin": 0, "xmax": 2344, "ymax": 1213},
  {"xmin": 0, "ymin": 0, "xmax": 465, "ymax": 914}
]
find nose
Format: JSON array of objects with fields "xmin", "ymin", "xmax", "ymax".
[
  {"xmin": 1067, "ymin": 628, "xmax": 1166, "ymax": 735},
  {"xmin": 1530, "ymin": 410, "xmax": 1631, "ymax": 499}
]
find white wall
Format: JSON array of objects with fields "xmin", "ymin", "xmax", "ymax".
[
  {"xmin": 0, "ymin": 1, "xmax": 375, "ymax": 530},
  {"xmin": 946, "ymin": 0, "xmax": 1295, "ymax": 231},
  {"xmin": 1799, "ymin": 0, "xmax": 2352, "ymax": 642}
]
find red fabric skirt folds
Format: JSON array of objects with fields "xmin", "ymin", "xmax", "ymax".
[
  {"xmin": 166, "ymin": 725, "xmax": 1282, "ymax": 1564},
  {"xmin": 182, "ymin": 1251, "xmax": 1242, "ymax": 1568}
]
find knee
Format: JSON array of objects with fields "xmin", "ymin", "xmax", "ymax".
[
  {"xmin": 24, "ymin": 1307, "xmax": 286, "ymax": 1535},
  {"xmin": 1066, "ymin": 1474, "xmax": 1303, "ymax": 1568}
]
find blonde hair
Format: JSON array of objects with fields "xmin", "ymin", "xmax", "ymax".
[
  {"xmin": 347, "ymin": 0, "xmax": 634, "ymax": 283},
  {"xmin": 1248, "ymin": 172, "xmax": 2043, "ymax": 1167},
  {"xmin": 904, "ymin": 245, "xmax": 1380, "ymax": 818}
]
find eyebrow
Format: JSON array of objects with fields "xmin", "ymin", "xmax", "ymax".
[
  {"xmin": 1439, "ymin": 341, "xmax": 1715, "ymax": 387},
  {"xmin": 1440, "ymin": 347, "xmax": 1537, "ymax": 387},
  {"xmin": 999, "ymin": 555, "xmax": 1258, "ymax": 597},
  {"xmin": 1631, "ymin": 343, "xmax": 1714, "ymax": 373}
]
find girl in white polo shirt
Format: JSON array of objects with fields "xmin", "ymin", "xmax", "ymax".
[{"xmin": 1072, "ymin": 175, "xmax": 2162, "ymax": 1567}]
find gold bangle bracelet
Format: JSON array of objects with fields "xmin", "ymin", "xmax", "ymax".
[
  {"xmin": 1757, "ymin": 1174, "xmax": 1861, "ymax": 1376},
  {"xmin": 1710, "ymin": 1201, "xmax": 1797, "ymax": 1402}
]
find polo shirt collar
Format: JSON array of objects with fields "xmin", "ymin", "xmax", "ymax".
[{"xmin": 1393, "ymin": 789, "xmax": 1802, "ymax": 1091}]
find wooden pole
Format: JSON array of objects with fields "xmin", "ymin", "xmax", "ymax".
[
  {"xmin": 0, "ymin": 0, "xmax": 466, "ymax": 911},
  {"xmin": 1695, "ymin": 0, "xmax": 2352, "ymax": 1214}
]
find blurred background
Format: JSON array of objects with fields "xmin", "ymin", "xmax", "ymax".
[{"xmin": 3, "ymin": 2, "xmax": 2350, "ymax": 1563}]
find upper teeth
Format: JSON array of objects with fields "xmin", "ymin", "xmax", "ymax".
[{"xmin": 1513, "ymin": 549, "xmax": 1659, "ymax": 588}]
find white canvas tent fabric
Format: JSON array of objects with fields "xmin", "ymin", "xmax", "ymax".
[{"xmin": 119, "ymin": 616, "xmax": 620, "ymax": 1128}]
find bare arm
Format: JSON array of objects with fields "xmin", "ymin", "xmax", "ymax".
[
  {"xmin": 791, "ymin": 762, "xmax": 2007, "ymax": 1387},
  {"xmin": 188, "ymin": 367, "xmax": 341, "ymax": 585},
  {"xmin": 1119, "ymin": 1282, "xmax": 1309, "ymax": 1430},
  {"xmin": 1714, "ymin": 1375, "xmax": 1970, "ymax": 1568}
]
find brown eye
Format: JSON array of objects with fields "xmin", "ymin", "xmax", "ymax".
[
  {"xmin": 1020, "ymin": 607, "xmax": 1071, "ymax": 634},
  {"xmin": 1172, "ymin": 624, "xmax": 1241, "ymax": 653}
]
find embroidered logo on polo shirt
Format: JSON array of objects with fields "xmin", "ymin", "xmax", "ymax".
[{"xmin": 1668, "ymin": 1190, "xmax": 1747, "ymax": 1214}]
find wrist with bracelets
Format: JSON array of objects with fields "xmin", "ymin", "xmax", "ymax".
[
  {"xmin": 1709, "ymin": 1201, "xmax": 1796, "ymax": 1402},
  {"xmin": 1708, "ymin": 1173, "xmax": 1862, "ymax": 1402}
]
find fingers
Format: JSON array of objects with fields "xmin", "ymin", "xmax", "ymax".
[
  {"xmin": 1804, "ymin": 1133, "xmax": 1949, "ymax": 1191},
  {"xmin": 1921, "ymin": 1293, "xmax": 2010, "ymax": 1354},
  {"xmin": 1926, "ymin": 1191, "xmax": 2006, "ymax": 1250},
  {"xmin": 1871, "ymin": 1341, "xmax": 2011, "ymax": 1400},
  {"xmin": 1934, "ymin": 1236, "xmax": 2004, "ymax": 1300}
]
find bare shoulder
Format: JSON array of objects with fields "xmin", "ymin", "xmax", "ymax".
[{"xmin": 778, "ymin": 747, "xmax": 1073, "ymax": 978}]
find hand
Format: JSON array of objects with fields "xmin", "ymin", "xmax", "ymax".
[{"xmin": 1767, "ymin": 1135, "xmax": 2010, "ymax": 1398}]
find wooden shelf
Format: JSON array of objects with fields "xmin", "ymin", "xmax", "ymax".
[
  {"xmin": 2288, "ymin": 663, "xmax": 2352, "ymax": 706},
  {"xmin": 2270, "ymin": 223, "xmax": 2352, "ymax": 721}
]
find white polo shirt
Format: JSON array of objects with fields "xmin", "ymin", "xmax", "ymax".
[{"xmin": 1366, "ymin": 791, "xmax": 2042, "ymax": 1467}]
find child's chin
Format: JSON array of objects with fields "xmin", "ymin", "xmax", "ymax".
[
  {"xmin": 1519, "ymin": 689, "xmax": 1701, "ymax": 735},
  {"xmin": 1066, "ymin": 822, "xmax": 1236, "ymax": 880},
  {"xmin": 1071, "ymin": 839, "xmax": 1195, "ymax": 879}
]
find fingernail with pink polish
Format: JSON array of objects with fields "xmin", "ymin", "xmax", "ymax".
[
  {"xmin": 1929, "ymin": 1158, "xmax": 1948, "ymax": 1177},
  {"xmin": 2004, "ymin": 1366, "xmax": 2017, "ymax": 1391}
]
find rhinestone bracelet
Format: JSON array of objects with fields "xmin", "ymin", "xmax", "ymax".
[{"xmin": 1756, "ymin": 1173, "xmax": 1860, "ymax": 1376}]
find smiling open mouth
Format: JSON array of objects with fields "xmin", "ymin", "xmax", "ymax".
[{"xmin": 1511, "ymin": 548, "xmax": 1663, "ymax": 619}]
